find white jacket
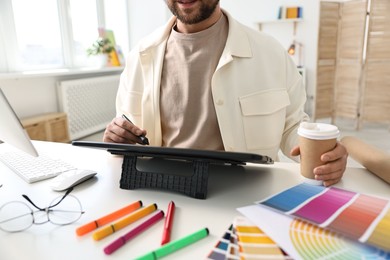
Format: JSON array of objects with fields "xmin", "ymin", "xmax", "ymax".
[{"xmin": 116, "ymin": 10, "xmax": 309, "ymax": 160}]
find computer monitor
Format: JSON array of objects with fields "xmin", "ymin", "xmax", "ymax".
[{"xmin": 0, "ymin": 88, "xmax": 38, "ymax": 157}]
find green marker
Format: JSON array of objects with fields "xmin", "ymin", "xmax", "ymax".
[{"xmin": 135, "ymin": 227, "xmax": 209, "ymax": 260}]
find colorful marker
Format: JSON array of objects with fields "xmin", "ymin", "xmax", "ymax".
[
  {"xmin": 92, "ymin": 203, "xmax": 158, "ymax": 241},
  {"xmin": 135, "ymin": 227, "xmax": 209, "ymax": 260},
  {"xmin": 104, "ymin": 210, "xmax": 165, "ymax": 255},
  {"xmin": 76, "ymin": 200, "xmax": 142, "ymax": 236},
  {"xmin": 161, "ymin": 201, "xmax": 175, "ymax": 245}
]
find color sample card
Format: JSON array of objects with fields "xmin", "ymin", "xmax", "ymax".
[
  {"xmin": 207, "ymin": 217, "xmax": 291, "ymax": 260},
  {"xmin": 237, "ymin": 204, "xmax": 390, "ymax": 260},
  {"xmin": 258, "ymin": 183, "xmax": 390, "ymax": 251},
  {"xmin": 233, "ymin": 216, "xmax": 291, "ymax": 259},
  {"xmin": 207, "ymin": 224, "xmax": 239, "ymax": 260}
]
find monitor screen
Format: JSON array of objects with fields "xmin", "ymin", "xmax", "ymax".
[{"xmin": 0, "ymin": 88, "xmax": 38, "ymax": 157}]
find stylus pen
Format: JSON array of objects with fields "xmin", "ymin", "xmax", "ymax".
[
  {"xmin": 92, "ymin": 203, "xmax": 158, "ymax": 241},
  {"xmin": 135, "ymin": 227, "xmax": 209, "ymax": 260},
  {"xmin": 161, "ymin": 201, "xmax": 175, "ymax": 245},
  {"xmin": 76, "ymin": 200, "xmax": 143, "ymax": 236},
  {"xmin": 104, "ymin": 210, "xmax": 165, "ymax": 255},
  {"xmin": 122, "ymin": 114, "xmax": 149, "ymax": 145}
]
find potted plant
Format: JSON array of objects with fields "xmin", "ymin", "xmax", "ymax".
[
  {"xmin": 87, "ymin": 37, "xmax": 115, "ymax": 56},
  {"xmin": 86, "ymin": 37, "xmax": 119, "ymax": 66}
]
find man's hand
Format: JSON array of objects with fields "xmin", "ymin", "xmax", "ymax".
[
  {"xmin": 290, "ymin": 142, "xmax": 348, "ymax": 186},
  {"xmin": 103, "ymin": 117, "xmax": 147, "ymax": 144}
]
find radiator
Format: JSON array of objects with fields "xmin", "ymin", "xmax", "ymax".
[{"xmin": 57, "ymin": 75, "xmax": 120, "ymax": 140}]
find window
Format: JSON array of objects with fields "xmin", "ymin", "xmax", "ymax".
[
  {"xmin": 12, "ymin": 0, "xmax": 64, "ymax": 70},
  {"xmin": 104, "ymin": 0, "xmax": 129, "ymax": 56},
  {"xmin": 0, "ymin": 0, "xmax": 129, "ymax": 73},
  {"xmin": 69, "ymin": 0, "xmax": 99, "ymax": 67}
]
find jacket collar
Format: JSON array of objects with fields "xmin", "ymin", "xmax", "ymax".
[
  {"xmin": 223, "ymin": 9, "xmax": 252, "ymax": 58},
  {"xmin": 138, "ymin": 9, "xmax": 253, "ymax": 60}
]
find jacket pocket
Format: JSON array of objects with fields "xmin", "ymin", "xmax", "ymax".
[{"xmin": 239, "ymin": 89, "xmax": 290, "ymax": 150}]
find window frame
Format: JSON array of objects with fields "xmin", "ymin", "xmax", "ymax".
[
  {"xmin": 0, "ymin": 0, "xmax": 172, "ymax": 75},
  {"xmin": 0, "ymin": 0, "xmax": 117, "ymax": 73},
  {"xmin": 0, "ymin": 0, "xmax": 19, "ymax": 72}
]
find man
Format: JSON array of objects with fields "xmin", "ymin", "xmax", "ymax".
[{"xmin": 103, "ymin": 0, "xmax": 348, "ymax": 186}]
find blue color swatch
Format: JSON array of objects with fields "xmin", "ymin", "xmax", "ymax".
[{"xmin": 260, "ymin": 183, "xmax": 325, "ymax": 212}]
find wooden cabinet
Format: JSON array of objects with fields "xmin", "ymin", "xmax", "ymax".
[
  {"xmin": 21, "ymin": 112, "xmax": 70, "ymax": 143},
  {"xmin": 315, "ymin": 0, "xmax": 390, "ymax": 128}
]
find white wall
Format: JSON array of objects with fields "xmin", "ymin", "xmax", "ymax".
[
  {"xmin": 0, "ymin": 70, "xmax": 122, "ymax": 119},
  {"xmin": 127, "ymin": 0, "xmax": 171, "ymax": 48},
  {"xmin": 221, "ymin": 0, "xmax": 320, "ymax": 116},
  {"xmin": 0, "ymin": 0, "xmax": 320, "ymax": 119}
]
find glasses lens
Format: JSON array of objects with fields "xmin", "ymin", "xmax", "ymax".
[
  {"xmin": 0, "ymin": 201, "xmax": 33, "ymax": 232},
  {"xmin": 48, "ymin": 195, "xmax": 83, "ymax": 225}
]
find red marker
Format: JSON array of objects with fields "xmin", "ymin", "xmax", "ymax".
[{"xmin": 161, "ymin": 201, "xmax": 175, "ymax": 245}]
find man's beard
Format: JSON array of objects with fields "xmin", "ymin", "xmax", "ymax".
[{"xmin": 165, "ymin": 0, "xmax": 219, "ymax": 25}]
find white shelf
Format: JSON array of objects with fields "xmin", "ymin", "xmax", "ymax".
[
  {"xmin": 258, "ymin": 18, "xmax": 303, "ymax": 24},
  {"xmin": 257, "ymin": 18, "xmax": 303, "ymax": 31}
]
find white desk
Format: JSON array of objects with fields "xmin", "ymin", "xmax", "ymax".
[{"xmin": 0, "ymin": 141, "xmax": 389, "ymax": 260}]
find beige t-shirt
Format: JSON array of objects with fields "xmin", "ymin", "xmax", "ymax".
[{"xmin": 160, "ymin": 14, "xmax": 228, "ymax": 150}]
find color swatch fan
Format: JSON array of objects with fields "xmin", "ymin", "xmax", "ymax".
[
  {"xmin": 207, "ymin": 224, "xmax": 239, "ymax": 259},
  {"xmin": 207, "ymin": 216, "xmax": 291, "ymax": 260},
  {"xmin": 233, "ymin": 216, "xmax": 290, "ymax": 259},
  {"xmin": 259, "ymin": 183, "xmax": 390, "ymax": 251},
  {"xmin": 238, "ymin": 204, "xmax": 390, "ymax": 260}
]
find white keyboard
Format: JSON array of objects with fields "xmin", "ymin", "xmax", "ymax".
[{"xmin": 0, "ymin": 151, "xmax": 77, "ymax": 183}]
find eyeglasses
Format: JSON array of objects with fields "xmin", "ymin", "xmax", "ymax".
[{"xmin": 0, "ymin": 188, "xmax": 84, "ymax": 232}]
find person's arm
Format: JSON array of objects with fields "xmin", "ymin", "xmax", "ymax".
[
  {"xmin": 280, "ymin": 51, "xmax": 309, "ymax": 159},
  {"xmin": 103, "ymin": 45, "xmax": 147, "ymax": 144},
  {"xmin": 281, "ymin": 52, "xmax": 347, "ymax": 186},
  {"xmin": 341, "ymin": 136, "xmax": 390, "ymax": 184}
]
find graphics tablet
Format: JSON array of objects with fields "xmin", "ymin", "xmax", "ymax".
[{"xmin": 72, "ymin": 141, "xmax": 274, "ymax": 165}]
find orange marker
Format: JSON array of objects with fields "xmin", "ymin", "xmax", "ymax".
[
  {"xmin": 92, "ymin": 203, "xmax": 158, "ymax": 241},
  {"xmin": 76, "ymin": 200, "xmax": 142, "ymax": 236}
]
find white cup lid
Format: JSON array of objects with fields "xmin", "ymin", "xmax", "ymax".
[{"xmin": 298, "ymin": 122, "xmax": 339, "ymax": 140}]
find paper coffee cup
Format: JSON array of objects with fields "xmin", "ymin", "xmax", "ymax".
[{"xmin": 298, "ymin": 122, "xmax": 339, "ymax": 185}]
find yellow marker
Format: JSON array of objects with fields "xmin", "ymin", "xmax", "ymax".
[
  {"xmin": 92, "ymin": 203, "xmax": 157, "ymax": 241},
  {"xmin": 76, "ymin": 200, "xmax": 143, "ymax": 236}
]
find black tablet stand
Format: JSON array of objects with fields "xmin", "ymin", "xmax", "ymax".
[{"xmin": 110, "ymin": 151, "xmax": 245, "ymax": 199}]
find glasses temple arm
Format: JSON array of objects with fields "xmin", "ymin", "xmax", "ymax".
[
  {"xmin": 21, "ymin": 194, "xmax": 43, "ymax": 210},
  {"xmin": 48, "ymin": 187, "xmax": 74, "ymax": 208},
  {"xmin": 21, "ymin": 187, "xmax": 74, "ymax": 210}
]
